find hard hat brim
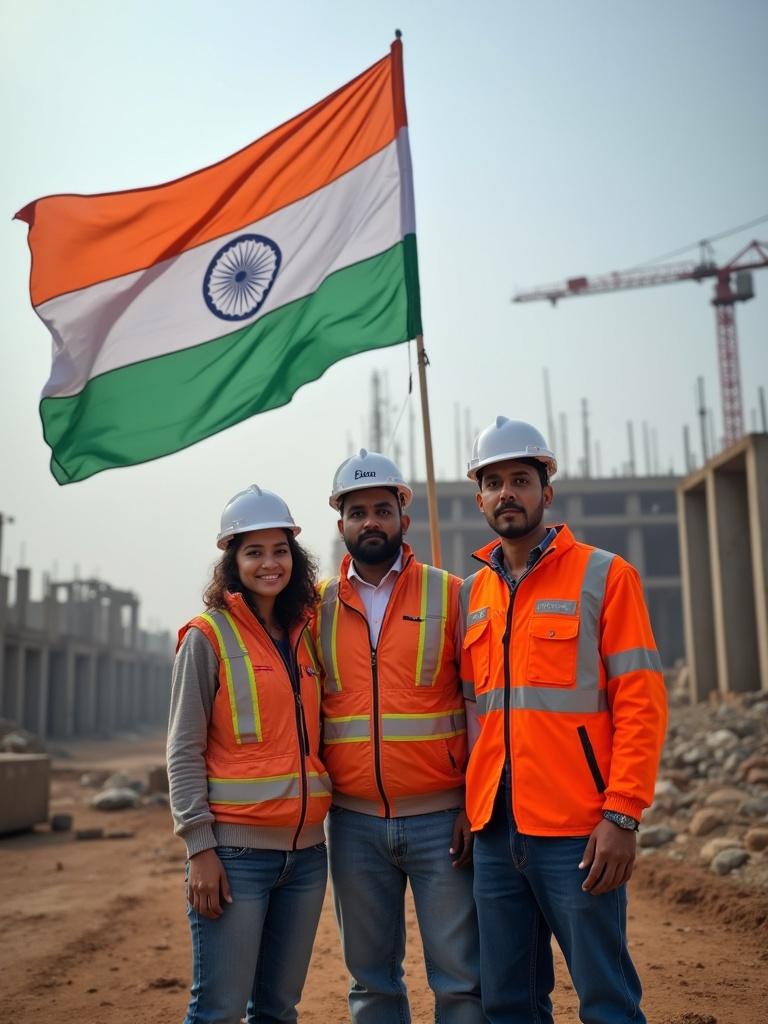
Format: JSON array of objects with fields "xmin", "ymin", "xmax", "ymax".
[
  {"xmin": 466, "ymin": 452, "xmax": 557, "ymax": 481},
  {"xmin": 329, "ymin": 481, "xmax": 413, "ymax": 511},
  {"xmin": 216, "ymin": 522, "xmax": 301, "ymax": 550}
]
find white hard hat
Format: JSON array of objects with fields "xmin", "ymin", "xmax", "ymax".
[
  {"xmin": 329, "ymin": 449, "xmax": 413, "ymax": 511},
  {"xmin": 467, "ymin": 417, "xmax": 557, "ymax": 481},
  {"xmin": 216, "ymin": 485, "xmax": 301, "ymax": 549}
]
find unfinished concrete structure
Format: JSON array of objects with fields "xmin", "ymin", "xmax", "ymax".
[
  {"xmin": 403, "ymin": 474, "xmax": 684, "ymax": 667},
  {"xmin": 0, "ymin": 570, "xmax": 172, "ymax": 740},
  {"xmin": 678, "ymin": 433, "xmax": 768, "ymax": 701}
]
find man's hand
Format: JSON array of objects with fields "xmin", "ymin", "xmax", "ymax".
[
  {"xmin": 579, "ymin": 818, "xmax": 636, "ymax": 895},
  {"xmin": 449, "ymin": 809, "xmax": 474, "ymax": 869},
  {"xmin": 187, "ymin": 848, "xmax": 233, "ymax": 918}
]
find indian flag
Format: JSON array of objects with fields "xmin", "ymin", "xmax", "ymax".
[{"xmin": 16, "ymin": 37, "xmax": 421, "ymax": 485}]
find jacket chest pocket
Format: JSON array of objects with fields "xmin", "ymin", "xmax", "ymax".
[
  {"xmin": 526, "ymin": 616, "xmax": 580, "ymax": 686},
  {"xmin": 463, "ymin": 614, "xmax": 492, "ymax": 690}
]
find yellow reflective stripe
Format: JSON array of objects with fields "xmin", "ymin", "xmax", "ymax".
[
  {"xmin": 382, "ymin": 708, "xmax": 466, "ymax": 740},
  {"xmin": 317, "ymin": 578, "xmax": 342, "ymax": 692},
  {"xmin": 415, "ymin": 567, "xmax": 449, "ymax": 686},
  {"xmin": 414, "ymin": 565, "xmax": 430, "ymax": 684},
  {"xmin": 199, "ymin": 612, "xmax": 243, "ymax": 745},
  {"xmin": 221, "ymin": 608, "xmax": 262, "ymax": 743},
  {"xmin": 323, "ymin": 714, "xmax": 370, "ymax": 743}
]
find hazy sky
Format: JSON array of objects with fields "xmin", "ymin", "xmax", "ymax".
[{"xmin": 1, "ymin": 0, "xmax": 766, "ymax": 635}]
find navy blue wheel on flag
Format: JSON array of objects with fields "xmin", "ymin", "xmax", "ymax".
[{"xmin": 203, "ymin": 234, "xmax": 282, "ymax": 321}]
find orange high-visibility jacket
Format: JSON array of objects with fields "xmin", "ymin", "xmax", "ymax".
[
  {"xmin": 460, "ymin": 525, "xmax": 667, "ymax": 836},
  {"xmin": 179, "ymin": 591, "xmax": 331, "ymax": 848},
  {"xmin": 312, "ymin": 545, "xmax": 468, "ymax": 817}
]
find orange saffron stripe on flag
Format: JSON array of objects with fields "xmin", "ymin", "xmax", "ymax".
[{"xmin": 17, "ymin": 53, "xmax": 398, "ymax": 307}]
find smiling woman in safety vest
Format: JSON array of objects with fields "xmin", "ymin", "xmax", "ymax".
[{"xmin": 167, "ymin": 486, "xmax": 330, "ymax": 1024}]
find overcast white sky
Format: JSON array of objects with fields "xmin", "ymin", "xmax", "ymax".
[{"xmin": 1, "ymin": 0, "xmax": 766, "ymax": 635}]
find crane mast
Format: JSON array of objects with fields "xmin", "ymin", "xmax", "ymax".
[{"xmin": 513, "ymin": 240, "xmax": 768, "ymax": 447}]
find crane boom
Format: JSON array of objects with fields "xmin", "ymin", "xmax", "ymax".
[{"xmin": 512, "ymin": 240, "xmax": 768, "ymax": 447}]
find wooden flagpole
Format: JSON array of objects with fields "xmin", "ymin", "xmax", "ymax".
[{"xmin": 415, "ymin": 334, "xmax": 442, "ymax": 567}]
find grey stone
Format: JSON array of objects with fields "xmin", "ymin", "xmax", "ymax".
[
  {"xmin": 75, "ymin": 828, "xmax": 105, "ymax": 840},
  {"xmin": 90, "ymin": 787, "xmax": 141, "ymax": 811},
  {"xmin": 710, "ymin": 848, "xmax": 749, "ymax": 875},
  {"xmin": 699, "ymin": 836, "xmax": 744, "ymax": 862},
  {"xmin": 638, "ymin": 825, "xmax": 675, "ymax": 848},
  {"xmin": 739, "ymin": 795, "xmax": 768, "ymax": 817},
  {"xmin": 705, "ymin": 729, "xmax": 739, "ymax": 750},
  {"xmin": 50, "ymin": 813, "xmax": 73, "ymax": 832}
]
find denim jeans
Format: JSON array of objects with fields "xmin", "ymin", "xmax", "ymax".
[
  {"xmin": 326, "ymin": 804, "xmax": 484, "ymax": 1024},
  {"xmin": 473, "ymin": 784, "xmax": 645, "ymax": 1024},
  {"xmin": 183, "ymin": 843, "xmax": 327, "ymax": 1024}
]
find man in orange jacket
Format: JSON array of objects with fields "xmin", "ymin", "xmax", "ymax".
[
  {"xmin": 460, "ymin": 417, "xmax": 667, "ymax": 1024},
  {"xmin": 313, "ymin": 449, "xmax": 484, "ymax": 1024}
]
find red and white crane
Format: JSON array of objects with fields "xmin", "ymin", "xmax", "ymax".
[{"xmin": 513, "ymin": 239, "xmax": 768, "ymax": 447}]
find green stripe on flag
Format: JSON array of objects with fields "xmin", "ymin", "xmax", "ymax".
[{"xmin": 40, "ymin": 238, "xmax": 421, "ymax": 484}]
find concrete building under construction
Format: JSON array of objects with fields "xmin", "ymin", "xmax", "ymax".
[{"xmin": 0, "ymin": 568, "xmax": 172, "ymax": 741}]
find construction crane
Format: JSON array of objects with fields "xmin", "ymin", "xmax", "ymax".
[{"xmin": 513, "ymin": 239, "xmax": 768, "ymax": 447}]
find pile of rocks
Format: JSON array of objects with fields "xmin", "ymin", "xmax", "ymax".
[
  {"xmin": 84, "ymin": 766, "xmax": 169, "ymax": 811},
  {"xmin": 639, "ymin": 691, "xmax": 768, "ymax": 885}
]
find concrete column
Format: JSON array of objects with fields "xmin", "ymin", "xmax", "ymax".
[
  {"xmin": 0, "ymin": 574, "xmax": 9, "ymax": 631},
  {"xmin": 678, "ymin": 486, "xmax": 717, "ymax": 702},
  {"xmin": 708, "ymin": 468, "xmax": 759, "ymax": 694},
  {"xmin": 627, "ymin": 526, "xmax": 645, "ymax": 577},
  {"xmin": 2, "ymin": 645, "xmax": 22, "ymax": 723},
  {"xmin": 15, "ymin": 569, "xmax": 31, "ymax": 629},
  {"xmin": 746, "ymin": 436, "xmax": 768, "ymax": 691}
]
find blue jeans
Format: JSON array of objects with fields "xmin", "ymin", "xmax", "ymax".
[
  {"xmin": 326, "ymin": 805, "xmax": 484, "ymax": 1024},
  {"xmin": 473, "ymin": 785, "xmax": 645, "ymax": 1024},
  {"xmin": 183, "ymin": 843, "xmax": 328, "ymax": 1024}
]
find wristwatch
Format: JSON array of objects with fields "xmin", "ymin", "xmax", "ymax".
[{"xmin": 603, "ymin": 810, "xmax": 639, "ymax": 831}]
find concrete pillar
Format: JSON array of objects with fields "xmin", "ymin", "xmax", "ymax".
[
  {"xmin": 678, "ymin": 486, "xmax": 717, "ymax": 702},
  {"xmin": 15, "ymin": 569, "xmax": 31, "ymax": 629},
  {"xmin": 2, "ymin": 645, "xmax": 21, "ymax": 722},
  {"xmin": 0, "ymin": 574, "xmax": 9, "ymax": 631},
  {"xmin": 746, "ymin": 437, "xmax": 768, "ymax": 691},
  {"xmin": 74, "ymin": 652, "xmax": 97, "ymax": 736},
  {"xmin": 96, "ymin": 654, "xmax": 117, "ymax": 733},
  {"xmin": 708, "ymin": 468, "xmax": 759, "ymax": 694},
  {"xmin": 627, "ymin": 526, "xmax": 645, "ymax": 577}
]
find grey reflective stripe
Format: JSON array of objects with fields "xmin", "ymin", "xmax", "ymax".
[
  {"xmin": 382, "ymin": 709, "xmax": 466, "ymax": 740},
  {"xmin": 466, "ymin": 607, "xmax": 489, "ymax": 627},
  {"xmin": 575, "ymin": 549, "xmax": 615, "ymax": 690},
  {"xmin": 200, "ymin": 610, "xmax": 261, "ymax": 744},
  {"xmin": 308, "ymin": 772, "xmax": 333, "ymax": 797},
  {"xmin": 477, "ymin": 689, "xmax": 505, "ymax": 714},
  {"xmin": 459, "ymin": 572, "xmax": 481, "ymax": 633},
  {"xmin": 477, "ymin": 686, "xmax": 608, "ymax": 714},
  {"xmin": 208, "ymin": 774, "xmax": 298, "ymax": 804},
  {"xmin": 462, "ymin": 679, "xmax": 476, "ymax": 700},
  {"xmin": 415, "ymin": 566, "xmax": 450, "ymax": 686},
  {"xmin": 317, "ymin": 577, "xmax": 342, "ymax": 693},
  {"xmin": 605, "ymin": 646, "xmax": 662, "ymax": 679},
  {"xmin": 323, "ymin": 716, "xmax": 370, "ymax": 743},
  {"xmin": 535, "ymin": 599, "xmax": 577, "ymax": 615}
]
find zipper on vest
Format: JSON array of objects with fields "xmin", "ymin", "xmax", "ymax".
[
  {"xmin": 338, "ymin": 592, "xmax": 392, "ymax": 818},
  {"xmin": 287, "ymin": 630, "xmax": 310, "ymax": 850}
]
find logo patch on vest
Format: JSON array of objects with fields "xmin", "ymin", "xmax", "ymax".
[
  {"xmin": 467, "ymin": 607, "xmax": 489, "ymax": 627},
  {"xmin": 534, "ymin": 599, "xmax": 578, "ymax": 616}
]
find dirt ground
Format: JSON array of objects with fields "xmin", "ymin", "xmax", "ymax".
[{"xmin": 1, "ymin": 732, "xmax": 766, "ymax": 1024}]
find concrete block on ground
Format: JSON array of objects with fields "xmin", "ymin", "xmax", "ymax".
[{"xmin": 0, "ymin": 753, "xmax": 50, "ymax": 834}]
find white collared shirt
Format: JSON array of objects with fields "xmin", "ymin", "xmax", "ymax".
[{"xmin": 347, "ymin": 549, "xmax": 404, "ymax": 647}]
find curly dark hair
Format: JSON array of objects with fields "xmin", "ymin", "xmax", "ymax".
[{"xmin": 203, "ymin": 530, "xmax": 318, "ymax": 627}]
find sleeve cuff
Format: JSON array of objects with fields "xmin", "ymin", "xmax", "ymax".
[
  {"xmin": 603, "ymin": 795, "xmax": 646, "ymax": 821},
  {"xmin": 181, "ymin": 823, "xmax": 218, "ymax": 859}
]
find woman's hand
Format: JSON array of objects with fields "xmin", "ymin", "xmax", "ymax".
[{"xmin": 187, "ymin": 848, "xmax": 233, "ymax": 918}]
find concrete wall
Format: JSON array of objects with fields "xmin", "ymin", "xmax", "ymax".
[
  {"xmin": 0, "ymin": 754, "xmax": 50, "ymax": 834},
  {"xmin": 678, "ymin": 433, "xmax": 768, "ymax": 700}
]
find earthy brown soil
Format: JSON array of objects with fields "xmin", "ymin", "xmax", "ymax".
[{"xmin": 1, "ymin": 733, "xmax": 766, "ymax": 1024}]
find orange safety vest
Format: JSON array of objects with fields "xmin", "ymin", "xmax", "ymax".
[
  {"xmin": 312, "ymin": 545, "xmax": 468, "ymax": 817},
  {"xmin": 179, "ymin": 591, "xmax": 331, "ymax": 848},
  {"xmin": 460, "ymin": 525, "xmax": 667, "ymax": 836}
]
